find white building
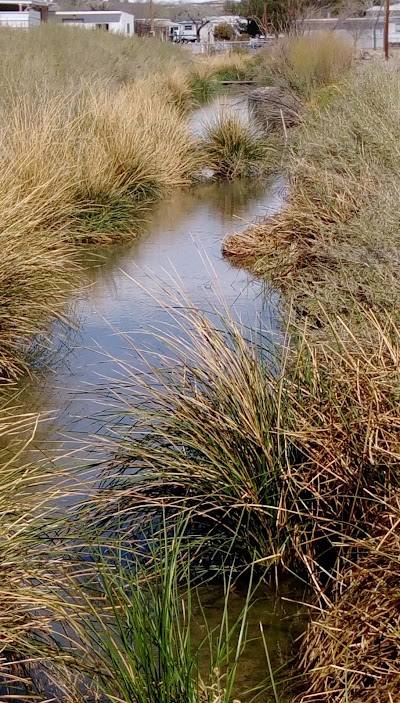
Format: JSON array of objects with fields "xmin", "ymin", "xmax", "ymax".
[
  {"xmin": 174, "ymin": 20, "xmax": 197, "ymax": 42},
  {"xmin": 55, "ymin": 10, "xmax": 134, "ymax": 36},
  {"xmin": 0, "ymin": 0, "xmax": 47, "ymax": 28},
  {"xmin": 301, "ymin": 5, "xmax": 400, "ymax": 51}
]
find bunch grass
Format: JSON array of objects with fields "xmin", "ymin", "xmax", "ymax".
[{"xmin": 202, "ymin": 113, "xmax": 275, "ymax": 180}]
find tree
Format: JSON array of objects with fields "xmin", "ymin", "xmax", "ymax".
[
  {"xmin": 135, "ymin": 18, "xmax": 151, "ymax": 35},
  {"xmin": 214, "ymin": 22, "xmax": 237, "ymax": 40},
  {"xmin": 223, "ymin": 0, "xmax": 340, "ymax": 34}
]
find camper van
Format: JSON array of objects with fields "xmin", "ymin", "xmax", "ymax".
[{"xmin": 174, "ymin": 20, "xmax": 197, "ymax": 42}]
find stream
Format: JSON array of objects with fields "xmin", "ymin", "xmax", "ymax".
[{"xmin": 16, "ymin": 96, "xmax": 308, "ymax": 700}]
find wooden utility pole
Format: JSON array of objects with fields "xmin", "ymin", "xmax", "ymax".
[
  {"xmin": 149, "ymin": 0, "xmax": 155, "ymax": 35},
  {"xmin": 384, "ymin": 0, "xmax": 390, "ymax": 61}
]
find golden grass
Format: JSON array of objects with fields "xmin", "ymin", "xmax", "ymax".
[
  {"xmin": 223, "ymin": 64, "xmax": 400, "ymax": 319},
  {"xmin": 298, "ymin": 497, "xmax": 400, "ymax": 703},
  {"xmin": 265, "ymin": 32, "xmax": 354, "ymax": 99},
  {"xmin": 0, "ymin": 25, "xmax": 207, "ymax": 376}
]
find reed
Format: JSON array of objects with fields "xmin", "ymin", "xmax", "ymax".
[{"xmin": 264, "ymin": 32, "xmax": 354, "ymax": 100}]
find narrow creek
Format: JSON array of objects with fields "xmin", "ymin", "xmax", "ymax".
[{"xmin": 16, "ymin": 96, "xmax": 308, "ymax": 700}]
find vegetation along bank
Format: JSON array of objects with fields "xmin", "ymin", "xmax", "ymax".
[
  {"xmin": 0, "ymin": 25, "xmax": 265, "ymax": 380},
  {"xmin": 1, "ymin": 26, "xmax": 399, "ymax": 703}
]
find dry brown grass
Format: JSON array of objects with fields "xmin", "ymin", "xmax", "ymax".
[
  {"xmin": 223, "ymin": 64, "xmax": 400, "ymax": 319},
  {"xmin": 264, "ymin": 32, "xmax": 354, "ymax": 99},
  {"xmin": 298, "ymin": 497, "xmax": 400, "ymax": 703}
]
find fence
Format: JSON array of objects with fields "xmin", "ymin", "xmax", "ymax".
[{"xmin": 189, "ymin": 39, "xmax": 274, "ymax": 55}]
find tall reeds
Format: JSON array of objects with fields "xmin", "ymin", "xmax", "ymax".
[
  {"xmin": 223, "ymin": 64, "xmax": 400, "ymax": 321},
  {"xmin": 264, "ymin": 32, "xmax": 354, "ymax": 100}
]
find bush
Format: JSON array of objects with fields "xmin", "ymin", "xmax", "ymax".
[{"xmin": 214, "ymin": 23, "xmax": 236, "ymax": 41}]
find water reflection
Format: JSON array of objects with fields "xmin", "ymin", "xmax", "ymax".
[{"xmin": 18, "ymin": 176, "xmax": 285, "ymax": 457}]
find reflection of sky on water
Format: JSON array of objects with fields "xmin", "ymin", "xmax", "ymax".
[{"xmin": 20, "ymin": 174, "xmax": 287, "ymax": 460}]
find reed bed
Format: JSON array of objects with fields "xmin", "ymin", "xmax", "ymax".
[
  {"xmin": 262, "ymin": 32, "xmax": 354, "ymax": 100},
  {"xmin": 0, "ymin": 25, "xmax": 262, "ymax": 377},
  {"xmin": 223, "ymin": 64, "xmax": 400, "ymax": 320},
  {"xmin": 222, "ymin": 59, "xmax": 400, "ymax": 701},
  {"xmin": 70, "ymin": 282, "xmax": 400, "ymax": 701}
]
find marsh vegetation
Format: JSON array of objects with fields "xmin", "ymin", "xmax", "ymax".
[{"xmin": 1, "ymin": 26, "xmax": 398, "ymax": 703}]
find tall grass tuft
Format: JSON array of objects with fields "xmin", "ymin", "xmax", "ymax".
[{"xmin": 202, "ymin": 113, "xmax": 275, "ymax": 180}]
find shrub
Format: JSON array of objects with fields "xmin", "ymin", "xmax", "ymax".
[{"xmin": 214, "ymin": 23, "xmax": 237, "ymax": 41}]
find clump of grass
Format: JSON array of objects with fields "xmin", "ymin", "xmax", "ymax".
[
  {"xmin": 202, "ymin": 113, "xmax": 275, "ymax": 180},
  {"xmin": 265, "ymin": 32, "xmax": 354, "ymax": 100},
  {"xmin": 298, "ymin": 497, "xmax": 400, "ymax": 702}
]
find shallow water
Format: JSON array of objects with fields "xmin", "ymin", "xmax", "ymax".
[
  {"xmin": 14, "ymin": 97, "xmax": 306, "ymax": 699},
  {"xmin": 22, "ymin": 175, "xmax": 286, "ymax": 456}
]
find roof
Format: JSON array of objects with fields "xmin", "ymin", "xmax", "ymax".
[
  {"xmin": 56, "ymin": 10, "xmax": 126, "ymax": 15},
  {"xmin": 0, "ymin": 0, "xmax": 51, "ymax": 5},
  {"xmin": 300, "ymin": 16, "xmax": 378, "ymax": 29}
]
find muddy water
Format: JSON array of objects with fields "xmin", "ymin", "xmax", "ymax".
[{"xmin": 17, "ymin": 98, "xmax": 307, "ymax": 699}]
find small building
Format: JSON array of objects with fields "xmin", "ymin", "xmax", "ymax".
[
  {"xmin": 54, "ymin": 10, "xmax": 134, "ymax": 36},
  {"xmin": 0, "ymin": 0, "xmax": 48, "ymax": 28}
]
